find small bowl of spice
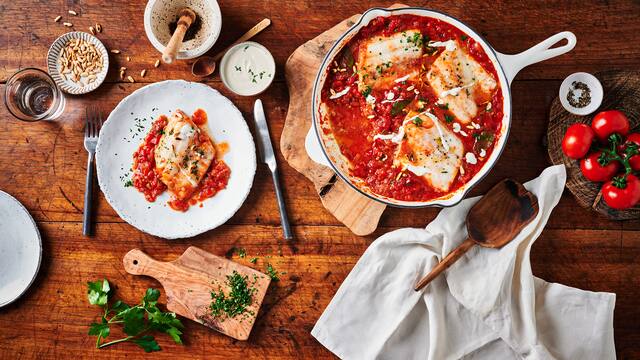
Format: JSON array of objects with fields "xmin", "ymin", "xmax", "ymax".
[
  {"xmin": 219, "ymin": 42, "xmax": 275, "ymax": 96},
  {"xmin": 559, "ymin": 72, "xmax": 603, "ymax": 116},
  {"xmin": 144, "ymin": 0, "xmax": 222, "ymax": 60}
]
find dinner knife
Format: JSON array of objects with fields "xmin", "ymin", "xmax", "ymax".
[{"xmin": 253, "ymin": 99, "xmax": 293, "ymax": 239}]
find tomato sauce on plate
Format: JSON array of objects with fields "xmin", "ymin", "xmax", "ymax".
[{"xmin": 320, "ymin": 14, "xmax": 504, "ymax": 202}]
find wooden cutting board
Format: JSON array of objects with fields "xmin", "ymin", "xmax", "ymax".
[
  {"xmin": 123, "ymin": 246, "xmax": 271, "ymax": 340},
  {"xmin": 280, "ymin": 5, "xmax": 409, "ymax": 236},
  {"xmin": 547, "ymin": 70, "xmax": 640, "ymax": 220}
]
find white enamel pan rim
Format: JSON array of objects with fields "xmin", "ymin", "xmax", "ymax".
[{"xmin": 309, "ymin": 6, "xmax": 576, "ymax": 208}]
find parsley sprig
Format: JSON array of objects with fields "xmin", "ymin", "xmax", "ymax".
[{"xmin": 87, "ymin": 279, "xmax": 184, "ymax": 353}]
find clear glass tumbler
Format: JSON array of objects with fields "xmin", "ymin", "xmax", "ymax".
[{"xmin": 4, "ymin": 68, "xmax": 66, "ymax": 122}]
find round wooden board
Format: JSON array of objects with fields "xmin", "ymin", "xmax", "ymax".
[{"xmin": 547, "ymin": 70, "xmax": 640, "ymax": 220}]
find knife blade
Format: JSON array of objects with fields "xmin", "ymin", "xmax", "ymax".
[{"xmin": 253, "ymin": 99, "xmax": 293, "ymax": 239}]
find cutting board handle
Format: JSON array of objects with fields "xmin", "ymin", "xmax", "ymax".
[{"xmin": 123, "ymin": 249, "xmax": 170, "ymax": 277}]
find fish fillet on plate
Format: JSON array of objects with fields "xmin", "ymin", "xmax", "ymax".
[
  {"xmin": 426, "ymin": 41, "xmax": 497, "ymax": 123},
  {"xmin": 357, "ymin": 30, "xmax": 423, "ymax": 91},
  {"xmin": 154, "ymin": 110, "xmax": 215, "ymax": 201},
  {"xmin": 394, "ymin": 110, "xmax": 464, "ymax": 192}
]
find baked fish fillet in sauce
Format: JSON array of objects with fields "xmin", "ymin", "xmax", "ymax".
[
  {"xmin": 426, "ymin": 41, "xmax": 497, "ymax": 123},
  {"xmin": 357, "ymin": 30, "xmax": 423, "ymax": 91},
  {"xmin": 154, "ymin": 110, "xmax": 215, "ymax": 201},
  {"xmin": 394, "ymin": 110, "xmax": 464, "ymax": 193}
]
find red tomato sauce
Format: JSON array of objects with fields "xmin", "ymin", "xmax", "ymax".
[
  {"xmin": 321, "ymin": 15, "xmax": 504, "ymax": 202},
  {"xmin": 132, "ymin": 115, "xmax": 168, "ymax": 201},
  {"xmin": 132, "ymin": 110, "xmax": 231, "ymax": 211}
]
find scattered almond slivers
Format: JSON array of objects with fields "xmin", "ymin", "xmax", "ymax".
[
  {"xmin": 96, "ymin": 23, "xmax": 102, "ymax": 33},
  {"xmin": 89, "ymin": 26, "xmax": 96, "ymax": 35},
  {"xmin": 68, "ymin": 10, "xmax": 77, "ymax": 15},
  {"xmin": 63, "ymin": 22, "xmax": 73, "ymax": 27},
  {"xmin": 140, "ymin": 69, "xmax": 146, "ymax": 78},
  {"xmin": 110, "ymin": 49, "xmax": 120, "ymax": 54},
  {"xmin": 54, "ymin": 16, "xmax": 62, "ymax": 22},
  {"xmin": 127, "ymin": 76, "xmax": 135, "ymax": 83},
  {"xmin": 154, "ymin": 59, "xmax": 160, "ymax": 68},
  {"xmin": 126, "ymin": 56, "xmax": 131, "ymax": 61}
]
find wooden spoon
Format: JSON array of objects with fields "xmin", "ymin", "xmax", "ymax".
[
  {"xmin": 414, "ymin": 179, "xmax": 539, "ymax": 291},
  {"xmin": 162, "ymin": 8, "xmax": 197, "ymax": 64},
  {"xmin": 191, "ymin": 18, "xmax": 271, "ymax": 77}
]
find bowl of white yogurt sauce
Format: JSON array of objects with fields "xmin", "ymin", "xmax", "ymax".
[{"xmin": 220, "ymin": 41, "xmax": 275, "ymax": 96}]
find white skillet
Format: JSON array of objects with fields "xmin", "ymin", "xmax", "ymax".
[
  {"xmin": 96, "ymin": 80, "xmax": 256, "ymax": 239},
  {"xmin": 305, "ymin": 7, "xmax": 576, "ymax": 208}
]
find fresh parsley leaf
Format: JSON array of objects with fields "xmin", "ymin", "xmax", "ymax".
[
  {"xmin": 133, "ymin": 335, "xmax": 161, "ymax": 353},
  {"xmin": 391, "ymin": 99, "xmax": 411, "ymax": 116},
  {"xmin": 444, "ymin": 114, "xmax": 454, "ymax": 123},
  {"xmin": 235, "ymin": 248, "xmax": 247, "ymax": 258},
  {"xmin": 413, "ymin": 117, "xmax": 423, "ymax": 126},
  {"xmin": 143, "ymin": 288, "xmax": 161, "ymax": 307},
  {"xmin": 88, "ymin": 322, "xmax": 110, "ymax": 339},
  {"xmin": 249, "ymin": 257, "xmax": 258, "ymax": 264},
  {"xmin": 266, "ymin": 263, "xmax": 280, "ymax": 282},
  {"xmin": 122, "ymin": 307, "xmax": 146, "ymax": 336},
  {"xmin": 361, "ymin": 86, "xmax": 372, "ymax": 98},
  {"xmin": 461, "ymin": 35, "xmax": 468, "ymax": 41},
  {"xmin": 87, "ymin": 279, "xmax": 111, "ymax": 306}
]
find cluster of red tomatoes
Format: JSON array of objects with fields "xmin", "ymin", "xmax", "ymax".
[{"xmin": 562, "ymin": 110, "xmax": 640, "ymax": 210}]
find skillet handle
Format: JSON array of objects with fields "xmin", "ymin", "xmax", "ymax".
[{"xmin": 496, "ymin": 31, "xmax": 577, "ymax": 86}]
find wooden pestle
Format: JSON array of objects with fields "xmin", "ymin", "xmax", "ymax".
[{"xmin": 162, "ymin": 8, "xmax": 197, "ymax": 64}]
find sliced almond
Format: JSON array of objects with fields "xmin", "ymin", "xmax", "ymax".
[
  {"xmin": 89, "ymin": 26, "xmax": 96, "ymax": 35},
  {"xmin": 127, "ymin": 75, "xmax": 135, "ymax": 83},
  {"xmin": 68, "ymin": 10, "xmax": 77, "ymax": 15},
  {"xmin": 140, "ymin": 69, "xmax": 146, "ymax": 78},
  {"xmin": 110, "ymin": 49, "xmax": 120, "ymax": 54},
  {"xmin": 154, "ymin": 59, "xmax": 160, "ymax": 68},
  {"xmin": 96, "ymin": 23, "xmax": 102, "ymax": 33},
  {"xmin": 54, "ymin": 15, "xmax": 62, "ymax": 22},
  {"xmin": 63, "ymin": 22, "xmax": 73, "ymax": 27},
  {"xmin": 126, "ymin": 56, "xmax": 131, "ymax": 61}
]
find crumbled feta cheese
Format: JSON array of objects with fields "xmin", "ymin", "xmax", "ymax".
[
  {"xmin": 394, "ymin": 74, "xmax": 410, "ymax": 83},
  {"xmin": 428, "ymin": 40, "xmax": 457, "ymax": 52},
  {"xmin": 452, "ymin": 123, "xmax": 461, "ymax": 133},
  {"xmin": 386, "ymin": 92, "xmax": 395, "ymax": 100},
  {"xmin": 479, "ymin": 149, "xmax": 486, "ymax": 158},
  {"xmin": 329, "ymin": 86, "xmax": 350, "ymax": 99},
  {"xmin": 366, "ymin": 95, "xmax": 376, "ymax": 104},
  {"xmin": 465, "ymin": 152, "xmax": 478, "ymax": 165}
]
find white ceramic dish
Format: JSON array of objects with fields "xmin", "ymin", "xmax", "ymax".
[
  {"xmin": 0, "ymin": 190, "xmax": 42, "ymax": 307},
  {"xmin": 47, "ymin": 31, "xmax": 109, "ymax": 95},
  {"xmin": 219, "ymin": 41, "xmax": 276, "ymax": 96},
  {"xmin": 144, "ymin": 0, "xmax": 222, "ymax": 60},
  {"xmin": 307, "ymin": 7, "xmax": 577, "ymax": 208},
  {"xmin": 559, "ymin": 72, "xmax": 603, "ymax": 116},
  {"xmin": 96, "ymin": 80, "xmax": 256, "ymax": 239}
]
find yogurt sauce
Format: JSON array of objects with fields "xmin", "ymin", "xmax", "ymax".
[{"xmin": 221, "ymin": 42, "xmax": 275, "ymax": 96}]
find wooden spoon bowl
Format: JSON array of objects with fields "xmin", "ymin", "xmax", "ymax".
[{"xmin": 414, "ymin": 179, "xmax": 539, "ymax": 291}]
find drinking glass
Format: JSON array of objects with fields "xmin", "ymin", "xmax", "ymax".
[{"xmin": 4, "ymin": 68, "xmax": 66, "ymax": 122}]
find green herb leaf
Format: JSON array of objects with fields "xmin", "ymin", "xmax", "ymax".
[
  {"xmin": 413, "ymin": 117, "xmax": 423, "ymax": 126},
  {"xmin": 87, "ymin": 279, "xmax": 111, "ymax": 306},
  {"xmin": 444, "ymin": 114, "xmax": 454, "ymax": 123},
  {"xmin": 143, "ymin": 288, "xmax": 161, "ymax": 307},
  {"xmin": 266, "ymin": 263, "xmax": 280, "ymax": 282},
  {"xmin": 235, "ymin": 248, "xmax": 247, "ymax": 258},
  {"xmin": 361, "ymin": 86, "xmax": 372, "ymax": 98},
  {"xmin": 88, "ymin": 322, "xmax": 110, "ymax": 339},
  {"xmin": 391, "ymin": 99, "xmax": 411, "ymax": 116},
  {"xmin": 210, "ymin": 271, "xmax": 256, "ymax": 320},
  {"xmin": 133, "ymin": 335, "xmax": 161, "ymax": 353},
  {"xmin": 122, "ymin": 307, "xmax": 146, "ymax": 336}
]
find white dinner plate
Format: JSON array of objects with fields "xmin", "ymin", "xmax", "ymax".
[
  {"xmin": 0, "ymin": 191, "xmax": 42, "ymax": 307},
  {"xmin": 96, "ymin": 80, "xmax": 256, "ymax": 239}
]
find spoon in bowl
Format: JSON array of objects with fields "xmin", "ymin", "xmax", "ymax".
[
  {"xmin": 192, "ymin": 18, "xmax": 271, "ymax": 77},
  {"xmin": 414, "ymin": 179, "xmax": 539, "ymax": 291}
]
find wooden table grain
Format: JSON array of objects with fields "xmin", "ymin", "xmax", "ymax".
[{"xmin": 1, "ymin": 1, "xmax": 639, "ymax": 358}]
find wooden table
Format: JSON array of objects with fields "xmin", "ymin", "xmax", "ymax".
[{"xmin": 1, "ymin": 1, "xmax": 639, "ymax": 358}]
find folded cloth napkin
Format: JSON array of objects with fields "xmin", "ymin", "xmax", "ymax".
[{"xmin": 311, "ymin": 165, "xmax": 616, "ymax": 360}]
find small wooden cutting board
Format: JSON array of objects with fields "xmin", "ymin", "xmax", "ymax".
[
  {"xmin": 280, "ymin": 5, "xmax": 410, "ymax": 236},
  {"xmin": 123, "ymin": 246, "xmax": 270, "ymax": 340}
]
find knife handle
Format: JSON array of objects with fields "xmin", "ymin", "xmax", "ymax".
[{"xmin": 270, "ymin": 168, "xmax": 293, "ymax": 240}]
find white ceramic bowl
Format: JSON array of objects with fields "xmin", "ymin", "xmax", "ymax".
[
  {"xmin": 144, "ymin": 0, "xmax": 222, "ymax": 60},
  {"xmin": 47, "ymin": 31, "xmax": 109, "ymax": 95},
  {"xmin": 559, "ymin": 72, "xmax": 603, "ymax": 116},
  {"xmin": 219, "ymin": 41, "xmax": 276, "ymax": 96}
]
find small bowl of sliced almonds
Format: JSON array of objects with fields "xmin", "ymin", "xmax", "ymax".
[{"xmin": 47, "ymin": 31, "xmax": 109, "ymax": 95}]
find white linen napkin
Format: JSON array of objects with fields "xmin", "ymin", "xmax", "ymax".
[{"xmin": 311, "ymin": 165, "xmax": 616, "ymax": 360}]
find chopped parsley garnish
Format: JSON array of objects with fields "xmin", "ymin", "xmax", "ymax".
[
  {"xmin": 361, "ymin": 86, "xmax": 372, "ymax": 98},
  {"xmin": 235, "ymin": 248, "xmax": 246, "ymax": 258},
  {"xmin": 391, "ymin": 99, "xmax": 411, "ymax": 116},
  {"xmin": 413, "ymin": 117, "xmax": 423, "ymax": 126},
  {"xmin": 124, "ymin": 179, "xmax": 133, "ymax": 187},
  {"xmin": 461, "ymin": 35, "xmax": 468, "ymax": 41},
  {"xmin": 444, "ymin": 114, "xmax": 454, "ymax": 123},
  {"xmin": 249, "ymin": 257, "xmax": 258, "ymax": 264},
  {"xmin": 234, "ymin": 66, "xmax": 242, "ymax": 72},
  {"xmin": 209, "ymin": 271, "xmax": 257, "ymax": 320},
  {"xmin": 265, "ymin": 263, "xmax": 280, "ymax": 282},
  {"xmin": 437, "ymin": 102, "xmax": 450, "ymax": 110}
]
